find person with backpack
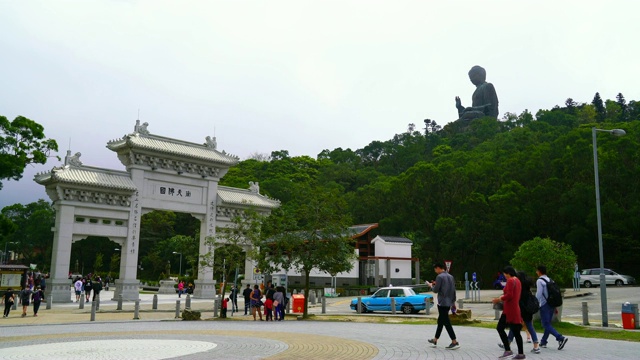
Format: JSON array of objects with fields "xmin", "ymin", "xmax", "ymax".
[
  {"xmin": 536, "ymin": 265, "xmax": 568, "ymax": 350},
  {"xmin": 498, "ymin": 271, "xmax": 541, "ymax": 354},
  {"xmin": 492, "ymin": 266, "xmax": 525, "ymax": 359}
]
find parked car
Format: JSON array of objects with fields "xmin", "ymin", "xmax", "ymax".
[
  {"xmin": 580, "ymin": 268, "xmax": 636, "ymax": 288},
  {"xmin": 349, "ymin": 286, "xmax": 434, "ymax": 314}
]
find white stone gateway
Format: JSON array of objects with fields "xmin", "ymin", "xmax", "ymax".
[{"xmin": 34, "ymin": 121, "xmax": 279, "ymax": 302}]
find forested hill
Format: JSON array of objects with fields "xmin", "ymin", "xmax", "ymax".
[{"xmin": 220, "ymin": 94, "xmax": 640, "ymax": 280}]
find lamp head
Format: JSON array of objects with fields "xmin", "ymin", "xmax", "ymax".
[{"xmin": 611, "ymin": 129, "xmax": 626, "ymax": 136}]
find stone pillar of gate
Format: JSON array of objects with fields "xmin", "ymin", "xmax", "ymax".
[
  {"xmin": 49, "ymin": 203, "xmax": 75, "ymax": 303},
  {"xmin": 113, "ymin": 169, "xmax": 143, "ymax": 301},
  {"xmin": 193, "ymin": 182, "xmax": 218, "ymax": 298},
  {"xmin": 241, "ymin": 246, "xmax": 256, "ymax": 286}
]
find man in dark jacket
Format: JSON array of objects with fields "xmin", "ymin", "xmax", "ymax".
[{"xmin": 242, "ymin": 284, "xmax": 252, "ymax": 315}]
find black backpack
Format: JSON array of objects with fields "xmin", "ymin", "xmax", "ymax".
[
  {"xmin": 540, "ymin": 277, "xmax": 562, "ymax": 308},
  {"xmin": 519, "ymin": 292, "xmax": 540, "ymax": 314}
]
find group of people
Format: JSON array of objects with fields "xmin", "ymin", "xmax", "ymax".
[
  {"xmin": 73, "ymin": 275, "xmax": 104, "ymax": 302},
  {"xmin": 428, "ymin": 263, "xmax": 567, "ymax": 359},
  {"xmin": 237, "ymin": 282, "xmax": 288, "ymax": 321},
  {"xmin": 2, "ymin": 284, "xmax": 45, "ymax": 318}
]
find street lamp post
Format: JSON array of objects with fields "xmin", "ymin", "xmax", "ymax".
[
  {"xmin": 592, "ymin": 127, "xmax": 626, "ymax": 328},
  {"xmin": 173, "ymin": 252, "xmax": 183, "ymax": 277}
]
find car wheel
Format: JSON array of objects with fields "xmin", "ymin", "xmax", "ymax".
[
  {"xmin": 401, "ymin": 304, "xmax": 414, "ymax": 314},
  {"xmin": 583, "ymin": 280, "xmax": 592, "ymax": 288},
  {"xmin": 356, "ymin": 304, "xmax": 368, "ymax": 313},
  {"xmin": 615, "ymin": 280, "xmax": 623, "ymax": 286}
]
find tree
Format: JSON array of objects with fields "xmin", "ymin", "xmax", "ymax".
[
  {"xmin": 616, "ymin": 93, "xmax": 628, "ymax": 122},
  {"xmin": 94, "ymin": 253, "xmax": 104, "ymax": 274},
  {"xmin": 0, "ymin": 115, "xmax": 59, "ymax": 189},
  {"xmin": 511, "ymin": 237, "xmax": 577, "ymax": 286},
  {"xmin": 1, "ymin": 200, "xmax": 55, "ymax": 268},
  {"xmin": 200, "ymin": 210, "xmax": 262, "ymax": 300},
  {"xmin": 255, "ymin": 187, "xmax": 355, "ymax": 318},
  {"xmin": 591, "ymin": 92, "xmax": 606, "ymax": 122}
]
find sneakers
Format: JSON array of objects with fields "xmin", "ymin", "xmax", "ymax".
[
  {"xmin": 531, "ymin": 347, "xmax": 540, "ymax": 354},
  {"xmin": 445, "ymin": 342, "xmax": 460, "ymax": 350},
  {"xmin": 513, "ymin": 355, "xmax": 527, "ymax": 359},
  {"xmin": 498, "ymin": 342, "xmax": 511, "ymax": 349},
  {"xmin": 526, "ymin": 339, "xmax": 532, "ymax": 343},
  {"xmin": 558, "ymin": 337, "xmax": 568, "ymax": 350},
  {"xmin": 539, "ymin": 343, "xmax": 547, "ymax": 348},
  {"xmin": 499, "ymin": 350, "xmax": 514, "ymax": 359},
  {"xmin": 427, "ymin": 339, "xmax": 437, "ymax": 348}
]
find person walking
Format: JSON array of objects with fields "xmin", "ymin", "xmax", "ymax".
[
  {"xmin": 273, "ymin": 286, "xmax": 285, "ymax": 321},
  {"xmin": 427, "ymin": 262, "xmax": 460, "ymax": 350},
  {"xmin": 177, "ymin": 281, "xmax": 185, "ymax": 298},
  {"xmin": 2, "ymin": 288, "xmax": 15, "ymax": 318},
  {"xmin": 20, "ymin": 286, "xmax": 32, "ymax": 317},
  {"xmin": 243, "ymin": 284, "xmax": 252, "ymax": 315},
  {"xmin": 32, "ymin": 286, "xmax": 44, "ymax": 316},
  {"xmin": 84, "ymin": 277, "xmax": 93, "ymax": 302},
  {"xmin": 498, "ymin": 271, "xmax": 541, "ymax": 354},
  {"xmin": 93, "ymin": 277, "xmax": 103, "ymax": 302},
  {"xmin": 492, "ymin": 266, "xmax": 525, "ymax": 359},
  {"xmin": 230, "ymin": 285, "xmax": 239, "ymax": 312},
  {"xmin": 74, "ymin": 278, "xmax": 83, "ymax": 302},
  {"xmin": 536, "ymin": 265, "xmax": 568, "ymax": 350}
]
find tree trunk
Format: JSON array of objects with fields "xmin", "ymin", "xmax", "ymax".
[{"xmin": 303, "ymin": 268, "xmax": 310, "ymax": 318}]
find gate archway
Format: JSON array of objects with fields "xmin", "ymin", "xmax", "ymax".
[{"xmin": 35, "ymin": 121, "xmax": 279, "ymax": 302}]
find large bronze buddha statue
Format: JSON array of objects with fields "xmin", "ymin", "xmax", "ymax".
[{"xmin": 455, "ymin": 65, "xmax": 499, "ymax": 121}]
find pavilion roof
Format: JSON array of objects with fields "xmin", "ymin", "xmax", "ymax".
[
  {"xmin": 34, "ymin": 165, "xmax": 137, "ymax": 191},
  {"xmin": 217, "ymin": 186, "xmax": 280, "ymax": 209},
  {"xmin": 107, "ymin": 133, "xmax": 239, "ymax": 166}
]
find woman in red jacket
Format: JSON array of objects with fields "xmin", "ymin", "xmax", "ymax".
[{"xmin": 492, "ymin": 266, "xmax": 525, "ymax": 359}]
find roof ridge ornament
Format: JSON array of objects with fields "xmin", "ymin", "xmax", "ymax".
[
  {"xmin": 134, "ymin": 119, "xmax": 150, "ymax": 135},
  {"xmin": 205, "ymin": 136, "xmax": 217, "ymax": 150},
  {"xmin": 249, "ymin": 181, "xmax": 260, "ymax": 194},
  {"xmin": 65, "ymin": 150, "xmax": 83, "ymax": 167}
]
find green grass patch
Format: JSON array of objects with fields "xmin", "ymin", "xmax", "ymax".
[{"xmin": 310, "ymin": 315, "xmax": 640, "ymax": 342}]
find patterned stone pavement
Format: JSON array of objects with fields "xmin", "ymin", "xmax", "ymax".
[{"xmin": 2, "ymin": 320, "xmax": 640, "ymax": 359}]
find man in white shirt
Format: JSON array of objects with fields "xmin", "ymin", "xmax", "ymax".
[
  {"xmin": 536, "ymin": 265, "xmax": 568, "ymax": 351},
  {"xmin": 74, "ymin": 278, "xmax": 83, "ymax": 302}
]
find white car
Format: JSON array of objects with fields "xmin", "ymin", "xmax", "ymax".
[{"xmin": 580, "ymin": 268, "xmax": 636, "ymax": 288}]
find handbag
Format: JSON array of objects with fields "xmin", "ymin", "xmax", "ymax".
[{"xmin": 493, "ymin": 301, "xmax": 503, "ymax": 310}]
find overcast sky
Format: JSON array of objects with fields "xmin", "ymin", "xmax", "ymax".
[{"xmin": 1, "ymin": 0, "xmax": 639, "ymax": 208}]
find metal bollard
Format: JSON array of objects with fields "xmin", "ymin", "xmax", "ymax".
[
  {"xmin": 213, "ymin": 297, "xmax": 219, "ymax": 318},
  {"xmin": 425, "ymin": 298, "xmax": 430, "ymax": 315},
  {"xmin": 357, "ymin": 297, "xmax": 362, "ymax": 314},
  {"xmin": 134, "ymin": 299, "xmax": 140, "ymax": 320},
  {"xmin": 79, "ymin": 293, "xmax": 85, "ymax": 309},
  {"xmin": 494, "ymin": 308, "xmax": 500, "ymax": 320},
  {"xmin": 186, "ymin": 294, "xmax": 191, "ymax": 309},
  {"xmin": 458, "ymin": 299, "xmax": 464, "ymax": 310},
  {"xmin": 152, "ymin": 294, "xmax": 158, "ymax": 310},
  {"xmin": 175, "ymin": 300, "xmax": 181, "ymax": 319},
  {"xmin": 90, "ymin": 300, "xmax": 96, "ymax": 321},
  {"xmin": 96, "ymin": 293, "xmax": 100, "ymax": 311},
  {"xmin": 46, "ymin": 295, "xmax": 52, "ymax": 310},
  {"xmin": 117, "ymin": 294, "xmax": 123, "ymax": 310},
  {"xmin": 11, "ymin": 299, "xmax": 17, "ymax": 310},
  {"xmin": 582, "ymin": 301, "xmax": 589, "ymax": 325},
  {"xmin": 321, "ymin": 297, "xmax": 326, "ymax": 314},
  {"xmin": 310, "ymin": 290, "xmax": 316, "ymax": 305},
  {"xmin": 391, "ymin": 297, "xmax": 396, "ymax": 315}
]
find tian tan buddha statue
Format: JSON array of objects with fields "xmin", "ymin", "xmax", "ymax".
[{"xmin": 455, "ymin": 65, "xmax": 499, "ymax": 121}]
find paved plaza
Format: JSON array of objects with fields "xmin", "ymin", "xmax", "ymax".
[{"xmin": 1, "ymin": 289, "xmax": 639, "ymax": 359}]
